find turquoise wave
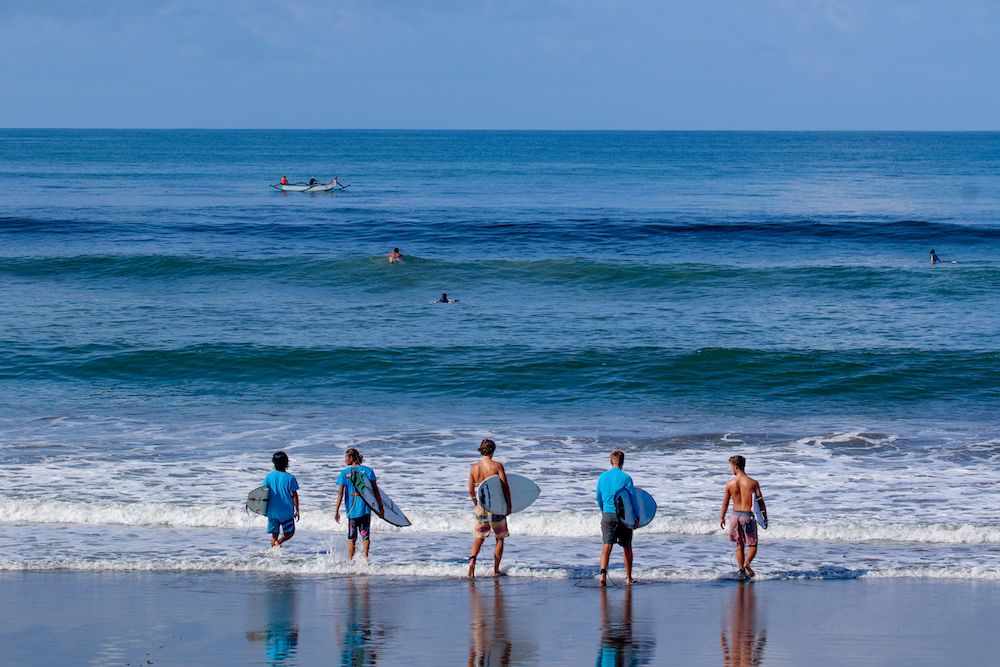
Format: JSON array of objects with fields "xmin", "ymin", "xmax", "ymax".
[{"xmin": 3, "ymin": 343, "xmax": 997, "ymax": 404}]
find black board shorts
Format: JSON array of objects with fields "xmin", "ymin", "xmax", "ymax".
[{"xmin": 601, "ymin": 512, "xmax": 633, "ymax": 547}]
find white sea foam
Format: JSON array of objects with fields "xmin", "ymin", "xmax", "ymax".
[{"xmin": 3, "ymin": 499, "xmax": 999, "ymax": 545}]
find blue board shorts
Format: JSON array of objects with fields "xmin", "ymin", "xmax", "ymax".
[
  {"xmin": 268, "ymin": 516, "xmax": 295, "ymax": 536},
  {"xmin": 347, "ymin": 515, "xmax": 371, "ymax": 542}
]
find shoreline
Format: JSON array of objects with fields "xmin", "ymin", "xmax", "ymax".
[{"xmin": 2, "ymin": 571, "xmax": 996, "ymax": 666}]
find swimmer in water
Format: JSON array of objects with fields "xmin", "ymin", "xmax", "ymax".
[
  {"xmin": 930, "ymin": 249, "xmax": 940, "ymax": 265},
  {"xmin": 438, "ymin": 293, "xmax": 453, "ymax": 304},
  {"xmin": 388, "ymin": 248, "xmax": 403, "ymax": 264}
]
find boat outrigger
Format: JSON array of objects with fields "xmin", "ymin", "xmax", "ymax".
[{"xmin": 271, "ymin": 177, "xmax": 349, "ymax": 193}]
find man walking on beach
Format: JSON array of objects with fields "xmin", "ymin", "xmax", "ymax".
[
  {"xmin": 468, "ymin": 438, "xmax": 512, "ymax": 578},
  {"xmin": 596, "ymin": 450, "xmax": 636, "ymax": 586},
  {"xmin": 720, "ymin": 455, "xmax": 767, "ymax": 579}
]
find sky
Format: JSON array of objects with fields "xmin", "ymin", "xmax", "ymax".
[{"xmin": 1, "ymin": 0, "xmax": 998, "ymax": 130}]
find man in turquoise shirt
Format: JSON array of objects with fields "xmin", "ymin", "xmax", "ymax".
[
  {"xmin": 595, "ymin": 450, "xmax": 636, "ymax": 586},
  {"xmin": 335, "ymin": 448, "xmax": 383, "ymax": 565}
]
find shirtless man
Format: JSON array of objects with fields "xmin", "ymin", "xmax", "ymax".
[
  {"xmin": 467, "ymin": 438, "xmax": 512, "ymax": 578},
  {"xmin": 720, "ymin": 455, "xmax": 767, "ymax": 579},
  {"xmin": 387, "ymin": 247, "xmax": 403, "ymax": 264}
]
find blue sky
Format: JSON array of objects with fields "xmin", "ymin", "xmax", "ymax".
[{"xmin": 1, "ymin": 0, "xmax": 998, "ymax": 129}]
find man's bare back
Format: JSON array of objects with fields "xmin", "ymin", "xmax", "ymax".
[
  {"xmin": 469, "ymin": 457, "xmax": 506, "ymax": 488},
  {"xmin": 724, "ymin": 473, "xmax": 761, "ymax": 513}
]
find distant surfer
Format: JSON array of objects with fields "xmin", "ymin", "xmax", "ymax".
[
  {"xmin": 280, "ymin": 176, "xmax": 288, "ymax": 185},
  {"xmin": 437, "ymin": 293, "xmax": 455, "ymax": 304},
  {"xmin": 335, "ymin": 448, "xmax": 384, "ymax": 565},
  {"xmin": 309, "ymin": 178, "xmax": 318, "ymax": 186},
  {"xmin": 387, "ymin": 247, "xmax": 403, "ymax": 264},
  {"xmin": 720, "ymin": 455, "xmax": 767, "ymax": 580},
  {"xmin": 930, "ymin": 249, "xmax": 940, "ymax": 265},
  {"xmin": 596, "ymin": 450, "xmax": 636, "ymax": 586},
  {"xmin": 468, "ymin": 438, "xmax": 512, "ymax": 578},
  {"xmin": 263, "ymin": 451, "xmax": 300, "ymax": 549}
]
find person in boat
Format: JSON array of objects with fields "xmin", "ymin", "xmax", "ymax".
[
  {"xmin": 930, "ymin": 249, "xmax": 940, "ymax": 265},
  {"xmin": 387, "ymin": 248, "xmax": 403, "ymax": 264},
  {"xmin": 280, "ymin": 176, "xmax": 288, "ymax": 185}
]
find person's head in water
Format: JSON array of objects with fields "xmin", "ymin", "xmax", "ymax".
[
  {"xmin": 610, "ymin": 450, "xmax": 625, "ymax": 468},
  {"xmin": 344, "ymin": 448, "xmax": 364, "ymax": 465},
  {"xmin": 729, "ymin": 454, "xmax": 746, "ymax": 472},
  {"xmin": 394, "ymin": 248, "xmax": 400, "ymax": 254},
  {"xmin": 272, "ymin": 451, "xmax": 289, "ymax": 471},
  {"xmin": 440, "ymin": 293, "xmax": 449, "ymax": 303},
  {"xmin": 479, "ymin": 438, "xmax": 496, "ymax": 457}
]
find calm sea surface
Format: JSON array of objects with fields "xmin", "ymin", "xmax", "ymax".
[{"xmin": 0, "ymin": 130, "xmax": 998, "ymax": 579}]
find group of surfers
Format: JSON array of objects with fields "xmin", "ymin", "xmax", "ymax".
[{"xmin": 259, "ymin": 440, "xmax": 768, "ymax": 584}]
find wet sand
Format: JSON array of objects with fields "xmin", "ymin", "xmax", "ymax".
[{"xmin": 0, "ymin": 572, "xmax": 995, "ymax": 666}]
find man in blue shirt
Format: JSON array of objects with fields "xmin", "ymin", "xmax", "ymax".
[
  {"xmin": 595, "ymin": 449, "xmax": 636, "ymax": 586},
  {"xmin": 263, "ymin": 451, "xmax": 300, "ymax": 548},
  {"xmin": 335, "ymin": 448, "xmax": 383, "ymax": 564}
]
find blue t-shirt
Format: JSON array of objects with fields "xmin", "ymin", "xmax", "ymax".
[
  {"xmin": 337, "ymin": 465, "xmax": 378, "ymax": 519},
  {"xmin": 596, "ymin": 467, "xmax": 635, "ymax": 513},
  {"xmin": 263, "ymin": 470, "xmax": 299, "ymax": 521}
]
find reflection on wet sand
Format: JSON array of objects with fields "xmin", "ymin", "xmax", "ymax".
[
  {"xmin": 245, "ymin": 576, "xmax": 299, "ymax": 666},
  {"xmin": 469, "ymin": 579, "xmax": 513, "ymax": 667},
  {"xmin": 720, "ymin": 583, "xmax": 767, "ymax": 667},
  {"xmin": 340, "ymin": 578, "xmax": 384, "ymax": 667},
  {"xmin": 596, "ymin": 587, "xmax": 655, "ymax": 667}
]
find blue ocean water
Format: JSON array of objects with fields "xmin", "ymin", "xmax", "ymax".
[{"xmin": 0, "ymin": 130, "xmax": 998, "ymax": 579}]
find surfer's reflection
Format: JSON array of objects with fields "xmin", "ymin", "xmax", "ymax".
[
  {"xmin": 468, "ymin": 579, "xmax": 513, "ymax": 667},
  {"xmin": 720, "ymin": 583, "xmax": 767, "ymax": 667},
  {"xmin": 340, "ymin": 578, "xmax": 382, "ymax": 667},
  {"xmin": 596, "ymin": 586, "xmax": 655, "ymax": 667},
  {"xmin": 245, "ymin": 576, "xmax": 299, "ymax": 666}
]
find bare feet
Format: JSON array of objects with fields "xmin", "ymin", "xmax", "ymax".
[
  {"xmin": 467, "ymin": 555, "xmax": 477, "ymax": 578},
  {"xmin": 744, "ymin": 566, "xmax": 755, "ymax": 579},
  {"xmin": 625, "ymin": 577, "xmax": 633, "ymax": 586},
  {"xmin": 493, "ymin": 570, "xmax": 507, "ymax": 578},
  {"xmin": 599, "ymin": 568, "xmax": 607, "ymax": 587}
]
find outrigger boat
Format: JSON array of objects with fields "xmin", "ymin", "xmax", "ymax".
[{"xmin": 271, "ymin": 177, "xmax": 349, "ymax": 193}]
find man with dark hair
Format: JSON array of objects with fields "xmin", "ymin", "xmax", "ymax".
[
  {"xmin": 596, "ymin": 449, "xmax": 636, "ymax": 586},
  {"xmin": 720, "ymin": 455, "xmax": 767, "ymax": 579},
  {"xmin": 264, "ymin": 451, "xmax": 300, "ymax": 548},
  {"xmin": 467, "ymin": 438, "xmax": 512, "ymax": 578}
]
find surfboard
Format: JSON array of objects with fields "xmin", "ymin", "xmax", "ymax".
[
  {"xmin": 246, "ymin": 486, "xmax": 268, "ymax": 516},
  {"xmin": 350, "ymin": 469, "xmax": 411, "ymax": 527},
  {"xmin": 476, "ymin": 474, "xmax": 540, "ymax": 515},
  {"xmin": 615, "ymin": 487, "xmax": 656, "ymax": 529},
  {"xmin": 753, "ymin": 495, "xmax": 767, "ymax": 529}
]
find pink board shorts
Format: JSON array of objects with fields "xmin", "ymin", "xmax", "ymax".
[
  {"xmin": 473, "ymin": 505, "xmax": 509, "ymax": 540},
  {"xmin": 729, "ymin": 511, "xmax": 758, "ymax": 546}
]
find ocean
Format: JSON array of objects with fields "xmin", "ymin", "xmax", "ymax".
[{"xmin": 1, "ymin": 130, "xmax": 998, "ymax": 581}]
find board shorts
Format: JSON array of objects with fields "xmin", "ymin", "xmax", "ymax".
[
  {"xmin": 347, "ymin": 515, "xmax": 371, "ymax": 542},
  {"xmin": 729, "ymin": 511, "xmax": 758, "ymax": 546},
  {"xmin": 601, "ymin": 512, "xmax": 633, "ymax": 548},
  {"xmin": 267, "ymin": 516, "xmax": 295, "ymax": 536},
  {"xmin": 473, "ymin": 505, "xmax": 508, "ymax": 540}
]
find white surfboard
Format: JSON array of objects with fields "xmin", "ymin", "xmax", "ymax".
[
  {"xmin": 752, "ymin": 495, "xmax": 767, "ymax": 529},
  {"xmin": 476, "ymin": 473, "xmax": 540, "ymax": 515},
  {"xmin": 615, "ymin": 487, "xmax": 656, "ymax": 529},
  {"xmin": 350, "ymin": 469, "xmax": 411, "ymax": 527},
  {"xmin": 246, "ymin": 486, "xmax": 268, "ymax": 516}
]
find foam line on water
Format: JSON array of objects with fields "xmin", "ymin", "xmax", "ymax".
[{"xmin": 3, "ymin": 500, "xmax": 999, "ymax": 545}]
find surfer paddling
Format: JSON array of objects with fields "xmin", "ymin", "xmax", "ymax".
[
  {"xmin": 335, "ymin": 448, "xmax": 384, "ymax": 565},
  {"xmin": 720, "ymin": 455, "xmax": 767, "ymax": 579},
  {"xmin": 387, "ymin": 247, "xmax": 403, "ymax": 264},
  {"xmin": 596, "ymin": 450, "xmax": 637, "ymax": 586},
  {"xmin": 263, "ymin": 451, "xmax": 300, "ymax": 549},
  {"xmin": 467, "ymin": 438, "xmax": 512, "ymax": 578}
]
